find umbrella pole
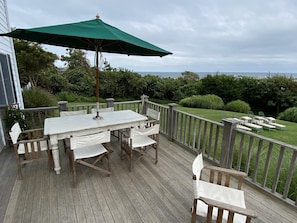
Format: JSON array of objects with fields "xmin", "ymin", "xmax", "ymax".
[{"xmin": 94, "ymin": 47, "xmax": 101, "ymax": 119}]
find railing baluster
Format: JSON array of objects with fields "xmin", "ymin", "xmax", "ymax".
[
  {"xmin": 262, "ymin": 143, "xmax": 273, "ymax": 187},
  {"xmin": 272, "ymin": 146, "xmax": 285, "ymax": 193},
  {"xmin": 245, "ymin": 136, "xmax": 254, "ymax": 174},
  {"xmin": 207, "ymin": 123, "xmax": 214, "ymax": 158},
  {"xmin": 236, "ymin": 133, "xmax": 245, "ymax": 170},
  {"xmin": 283, "ymin": 150, "xmax": 297, "ymax": 199},
  {"xmin": 253, "ymin": 139, "xmax": 263, "ymax": 182},
  {"xmin": 213, "ymin": 125, "xmax": 220, "ymax": 162},
  {"xmin": 202, "ymin": 121, "xmax": 208, "ymax": 154}
]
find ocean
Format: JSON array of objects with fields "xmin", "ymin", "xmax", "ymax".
[{"xmin": 138, "ymin": 71, "xmax": 297, "ymax": 79}]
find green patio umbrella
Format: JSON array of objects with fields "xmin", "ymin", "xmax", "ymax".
[{"xmin": 0, "ymin": 15, "xmax": 172, "ymax": 118}]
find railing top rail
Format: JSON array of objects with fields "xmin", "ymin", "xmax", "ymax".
[
  {"xmin": 146, "ymin": 101, "xmax": 168, "ymax": 109},
  {"xmin": 235, "ymin": 128, "xmax": 297, "ymax": 151},
  {"xmin": 22, "ymin": 106, "xmax": 59, "ymax": 111},
  {"xmin": 69, "ymin": 103, "xmax": 104, "ymax": 107},
  {"xmin": 176, "ymin": 109, "xmax": 224, "ymax": 126},
  {"xmin": 114, "ymin": 100, "xmax": 141, "ymax": 105}
]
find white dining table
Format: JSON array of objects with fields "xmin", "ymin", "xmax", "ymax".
[{"xmin": 44, "ymin": 110, "xmax": 147, "ymax": 174}]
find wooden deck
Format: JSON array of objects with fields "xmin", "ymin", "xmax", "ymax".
[{"xmin": 0, "ymin": 135, "xmax": 296, "ymax": 223}]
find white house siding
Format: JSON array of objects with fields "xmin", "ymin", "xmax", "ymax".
[{"xmin": 0, "ymin": 0, "xmax": 23, "ymax": 151}]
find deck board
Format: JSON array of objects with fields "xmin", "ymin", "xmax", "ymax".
[{"xmin": 1, "ymin": 135, "xmax": 297, "ymax": 223}]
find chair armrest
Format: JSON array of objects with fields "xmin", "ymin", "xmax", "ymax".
[
  {"xmin": 22, "ymin": 128, "xmax": 44, "ymax": 134},
  {"xmin": 202, "ymin": 165, "xmax": 247, "ymax": 189},
  {"xmin": 146, "ymin": 119, "xmax": 159, "ymax": 124},
  {"xmin": 199, "ymin": 196, "xmax": 257, "ymax": 219},
  {"xmin": 21, "ymin": 128, "xmax": 45, "ymax": 139},
  {"xmin": 18, "ymin": 136, "xmax": 48, "ymax": 144},
  {"xmin": 204, "ymin": 165, "xmax": 247, "ymax": 178}
]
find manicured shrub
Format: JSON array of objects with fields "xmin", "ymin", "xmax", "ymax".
[
  {"xmin": 278, "ymin": 107, "xmax": 297, "ymax": 123},
  {"xmin": 225, "ymin": 100, "xmax": 251, "ymax": 113},
  {"xmin": 22, "ymin": 87, "xmax": 57, "ymax": 108},
  {"xmin": 56, "ymin": 91, "xmax": 96, "ymax": 103},
  {"xmin": 56, "ymin": 91, "xmax": 79, "ymax": 102},
  {"xmin": 179, "ymin": 94, "xmax": 224, "ymax": 110}
]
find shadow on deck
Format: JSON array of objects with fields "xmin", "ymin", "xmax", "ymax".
[{"xmin": 0, "ymin": 135, "xmax": 296, "ymax": 223}]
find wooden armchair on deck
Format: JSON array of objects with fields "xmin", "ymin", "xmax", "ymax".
[
  {"xmin": 9, "ymin": 122, "xmax": 53, "ymax": 179},
  {"xmin": 60, "ymin": 109, "xmax": 87, "ymax": 151},
  {"xmin": 69, "ymin": 130, "xmax": 111, "ymax": 187},
  {"xmin": 120, "ymin": 122, "xmax": 159, "ymax": 171},
  {"xmin": 191, "ymin": 153, "xmax": 257, "ymax": 223},
  {"xmin": 144, "ymin": 108, "xmax": 160, "ymax": 127}
]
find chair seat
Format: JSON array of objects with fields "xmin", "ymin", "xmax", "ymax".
[
  {"xmin": 131, "ymin": 135, "xmax": 156, "ymax": 148},
  {"xmin": 18, "ymin": 140, "xmax": 49, "ymax": 154},
  {"xmin": 73, "ymin": 144, "xmax": 107, "ymax": 160},
  {"xmin": 195, "ymin": 180, "xmax": 246, "ymax": 223}
]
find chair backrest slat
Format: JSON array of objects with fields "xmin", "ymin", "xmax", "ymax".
[
  {"xmin": 9, "ymin": 123, "xmax": 22, "ymax": 144},
  {"xmin": 192, "ymin": 153, "xmax": 204, "ymax": 180},
  {"xmin": 131, "ymin": 124, "xmax": 160, "ymax": 138},
  {"xmin": 70, "ymin": 131, "xmax": 111, "ymax": 150},
  {"xmin": 146, "ymin": 108, "xmax": 160, "ymax": 121}
]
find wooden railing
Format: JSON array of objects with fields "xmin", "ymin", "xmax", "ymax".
[
  {"xmin": 17, "ymin": 97, "xmax": 297, "ymax": 208},
  {"xmin": 230, "ymin": 128, "xmax": 297, "ymax": 207},
  {"xmin": 144, "ymin": 100, "xmax": 297, "ymax": 208}
]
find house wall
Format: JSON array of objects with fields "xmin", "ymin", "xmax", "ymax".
[{"xmin": 0, "ymin": 0, "xmax": 23, "ymax": 151}]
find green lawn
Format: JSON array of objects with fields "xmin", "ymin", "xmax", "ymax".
[{"xmin": 177, "ymin": 106, "xmax": 297, "ymax": 147}]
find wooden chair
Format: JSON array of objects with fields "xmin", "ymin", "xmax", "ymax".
[
  {"xmin": 60, "ymin": 109, "xmax": 87, "ymax": 151},
  {"xmin": 191, "ymin": 153, "xmax": 257, "ymax": 223},
  {"xmin": 9, "ymin": 122, "xmax": 53, "ymax": 180},
  {"xmin": 69, "ymin": 130, "xmax": 111, "ymax": 187},
  {"xmin": 91, "ymin": 107, "xmax": 120, "ymax": 139},
  {"xmin": 120, "ymin": 123, "xmax": 159, "ymax": 171},
  {"xmin": 144, "ymin": 108, "xmax": 160, "ymax": 127}
]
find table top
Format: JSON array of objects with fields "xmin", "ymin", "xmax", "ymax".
[{"xmin": 44, "ymin": 110, "xmax": 147, "ymax": 136}]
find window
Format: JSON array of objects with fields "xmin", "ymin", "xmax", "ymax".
[{"xmin": 0, "ymin": 53, "xmax": 16, "ymax": 106}]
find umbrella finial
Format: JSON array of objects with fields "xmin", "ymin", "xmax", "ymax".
[{"xmin": 96, "ymin": 13, "xmax": 100, "ymax": 19}]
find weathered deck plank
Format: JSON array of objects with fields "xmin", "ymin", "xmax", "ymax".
[{"xmin": 1, "ymin": 135, "xmax": 296, "ymax": 223}]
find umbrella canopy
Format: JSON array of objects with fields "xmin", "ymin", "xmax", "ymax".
[
  {"xmin": 0, "ymin": 15, "xmax": 172, "ymax": 117},
  {"xmin": 0, "ymin": 16, "xmax": 171, "ymax": 56}
]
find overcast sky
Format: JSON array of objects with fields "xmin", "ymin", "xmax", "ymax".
[{"xmin": 5, "ymin": 0, "xmax": 297, "ymax": 74}]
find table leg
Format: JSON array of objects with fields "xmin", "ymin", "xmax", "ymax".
[{"xmin": 50, "ymin": 135, "xmax": 61, "ymax": 174}]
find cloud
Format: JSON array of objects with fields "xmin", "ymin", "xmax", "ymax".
[{"xmin": 5, "ymin": 0, "xmax": 297, "ymax": 73}]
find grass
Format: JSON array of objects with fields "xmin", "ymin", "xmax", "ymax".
[{"xmin": 177, "ymin": 106, "xmax": 297, "ymax": 146}]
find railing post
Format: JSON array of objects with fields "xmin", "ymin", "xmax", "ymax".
[
  {"xmin": 58, "ymin": 101, "xmax": 68, "ymax": 111},
  {"xmin": 168, "ymin": 103, "xmax": 178, "ymax": 141},
  {"xmin": 106, "ymin": 98, "xmax": 114, "ymax": 108},
  {"xmin": 141, "ymin": 94, "xmax": 149, "ymax": 114},
  {"xmin": 220, "ymin": 118, "xmax": 239, "ymax": 168}
]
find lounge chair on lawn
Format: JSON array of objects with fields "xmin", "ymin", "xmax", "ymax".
[
  {"xmin": 240, "ymin": 117, "xmax": 263, "ymax": 132},
  {"xmin": 231, "ymin": 118, "xmax": 252, "ymax": 131},
  {"xmin": 236, "ymin": 124, "xmax": 252, "ymax": 131},
  {"xmin": 269, "ymin": 123, "xmax": 286, "ymax": 130},
  {"xmin": 253, "ymin": 116, "xmax": 276, "ymax": 130},
  {"xmin": 257, "ymin": 112, "xmax": 286, "ymax": 130},
  {"xmin": 258, "ymin": 115, "xmax": 286, "ymax": 130}
]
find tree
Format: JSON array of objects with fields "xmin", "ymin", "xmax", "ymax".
[
  {"xmin": 61, "ymin": 49, "xmax": 95, "ymax": 97},
  {"xmin": 181, "ymin": 71, "xmax": 199, "ymax": 81},
  {"xmin": 61, "ymin": 48, "xmax": 91, "ymax": 71},
  {"xmin": 200, "ymin": 74, "xmax": 242, "ymax": 103},
  {"xmin": 14, "ymin": 40, "xmax": 58, "ymax": 87},
  {"xmin": 261, "ymin": 76, "xmax": 297, "ymax": 115}
]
